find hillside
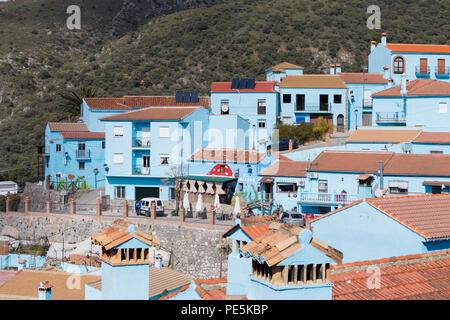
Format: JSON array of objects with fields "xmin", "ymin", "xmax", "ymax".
[{"xmin": 0, "ymin": 0, "xmax": 448, "ymax": 186}]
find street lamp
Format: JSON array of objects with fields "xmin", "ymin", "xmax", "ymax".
[{"xmin": 355, "ymin": 109, "xmax": 359, "ymax": 130}]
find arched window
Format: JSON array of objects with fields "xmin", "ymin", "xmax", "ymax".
[{"xmin": 393, "ymin": 56, "xmax": 405, "ymax": 74}]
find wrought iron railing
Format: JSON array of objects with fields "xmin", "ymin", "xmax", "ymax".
[
  {"xmin": 415, "ymin": 66, "xmax": 430, "ymax": 75},
  {"xmin": 76, "ymin": 150, "xmax": 90, "ymax": 159},
  {"xmin": 132, "ymin": 166, "xmax": 150, "ymax": 175},
  {"xmin": 133, "ymin": 137, "xmax": 150, "ymax": 148},
  {"xmin": 435, "ymin": 66, "xmax": 450, "ymax": 76},
  {"xmin": 299, "ymin": 192, "xmax": 361, "ymax": 204},
  {"xmin": 295, "ymin": 103, "xmax": 332, "ymax": 112},
  {"xmin": 376, "ymin": 112, "xmax": 406, "ymax": 122}
]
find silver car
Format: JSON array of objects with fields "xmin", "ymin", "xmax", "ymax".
[{"xmin": 280, "ymin": 212, "xmax": 305, "ymax": 227}]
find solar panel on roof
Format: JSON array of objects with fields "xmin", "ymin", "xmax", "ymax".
[
  {"xmin": 190, "ymin": 93, "xmax": 199, "ymax": 102},
  {"xmin": 247, "ymin": 79, "xmax": 255, "ymax": 89},
  {"xmin": 239, "ymin": 79, "xmax": 248, "ymax": 89},
  {"xmin": 175, "ymin": 92, "xmax": 183, "ymax": 103},
  {"xmin": 231, "ymin": 78, "xmax": 240, "ymax": 89}
]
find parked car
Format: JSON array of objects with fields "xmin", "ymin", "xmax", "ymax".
[
  {"xmin": 139, "ymin": 198, "xmax": 165, "ymax": 216},
  {"xmin": 279, "ymin": 211, "xmax": 305, "ymax": 227},
  {"xmin": 267, "ymin": 138, "xmax": 299, "ymax": 151}
]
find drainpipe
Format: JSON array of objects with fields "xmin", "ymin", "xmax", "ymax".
[{"xmin": 379, "ymin": 160, "xmax": 384, "ymax": 190}]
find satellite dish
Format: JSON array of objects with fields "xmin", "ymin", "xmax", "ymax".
[
  {"xmin": 221, "ymin": 104, "xmax": 229, "ymax": 113},
  {"xmin": 374, "ymin": 189, "xmax": 383, "ymax": 198}
]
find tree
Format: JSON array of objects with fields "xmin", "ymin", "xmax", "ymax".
[
  {"xmin": 162, "ymin": 164, "xmax": 189, "ymax": 215},
  {"xmin": 60, "ymin": 86, "xmax": 98, "ymax": 116}
]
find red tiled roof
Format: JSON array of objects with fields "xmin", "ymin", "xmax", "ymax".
[
  {"xmin": 211, "ymin": 81, "xmax": 278, "ymax": 93},
  {"xmin": 269, "ymin": 62, "xmax": 304, "ymax": 71},
  {"xmin": 259, "ymin": 161, "xmax": 310, "ymax": 177},
  {"xmin": 0, "ymin": 271, "xmax": 18, "ymax": 288},
  {"xmin": 60, "ymin": 131, "xmax": 105, "ymax": 140},
  {"xmin": 190, "ymin": 148, "xmax": 265, "ymax": 163},
  {"xmin": 385, "ymin": 43, "xmax": 450, "ymax": 54},
  {"xmin": 99, "ymin": 107, "xmax": 200, "ymax": 121},
  {"xmin": 331, "ymin": 250, "xmax": 450, "ymax": 300},
  {"xmin": 91, "ymin": 226, "xmax": 159, "ymax": 250},
  {"xmin": 69, "ymin": 254, "xmax": 101, "ymax": 268},
  {"xmin": 84, "ymin": 96, "xmax": 210, "ymax": 110},
  {"xmin": 48, "ymin": 122, "xmax": 89, "ymax": 132},
  {"xmin": 367, "ymin": 194, "xmax": 450, "ymax": 240},
  {"xmin": 309, "ymin": 151, "xmax": 394, "ymax": 173},
  {"xmin": 372, "ymin": 79, "xmax": 450, "ymax": 97},
  {"xmin": 413, "ymin": 132, "xmax": 450, "ymax": 144},
  {"xmin": 222, "ymin": 216, "xmax": 276, "ymax": 239},
  {"xmin": 279, "ymin": 75, "xmax": 347, "ymax": 89},
  {"xmin": 383, "ymin": 153, "xmax": 450, "ymax": 176},
  {"xmin": 338, "ymin": 73, "xmax": 388, "ymax": 84},
  {"xmin": 83, "ymin": 98, "xmax": 130, "ymax": 110},
  {"xmin": 347, "ymin": 129, "xmax": 422, "ymax": 143}
]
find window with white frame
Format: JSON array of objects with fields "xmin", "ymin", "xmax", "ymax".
[
  {"xmin": 160, "ymin": 154, "xmax": 169, "ymax": 165},
  {"xmin": 159, "ymin": 126, "xmax": 170, "ymax": 138},
  {"xmin": 113, "ymin": 153, "xmax": 124, "ymax": 164},
  {"xmin": 439, "ymin": 102, "xmax": 448, "ymax": 114},
  {"xmin": 113, "ymin": 126, "xmax": 124, "ymax": 137},
  {"xmin": 115, "ymin": 186, "xmax": 126, "ymax": 199},
  {"xmin": 318, "ymin": 180, "xmax": 328, "ymax": 193},
  {"xmin": 388, "ymin": 181, "xmax": 408, "ymax": 194}
]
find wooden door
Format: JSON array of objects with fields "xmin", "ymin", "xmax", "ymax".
[{"xmin": 420, "ymin": 58, "xmax": 428, "ymax": 74}]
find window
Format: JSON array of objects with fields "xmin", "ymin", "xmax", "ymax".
[
  {"xmin": 334, "ymin": 95, "xmax": 342, "ymax": 104},
  {"xmin": 220, "ymin": 100, "xmax": 229, "ymax": 114},
  {"xmin": 296, "ymin": 94, "xmax": 305, "ymax": 111},
  {"xmin": 430, "ymin": 150, "xmax": 443, "ymax": 154},
  {"xmin": 283, "ymin": 94, "xmax": 291, "ymax": 103},
  {"xmin": 277, "ymin": 183, "xmax": 297, "ymax": 193},
  {"xmin": 56, "ymin": 144, "xmax": 62, "ymax": 152},
  {"xmin": 159, "ymin": 126, "xmax": 170, "ymax": 138},
  {"xmin": 79, "ymin": 162, "xmax": 85, "ymax": 170},
  {"xmin": 258, "ymin": 120, "xmax": 266, "ymax": 128},
  {"xmin": 113, "ymin": 153, "xmax": 124, "ymax": 164},
  {"xmin": 160, "ymin": 154, "xmax": 169, "ymax": 165},
  {"xmin": 115, "ymin": 186, "xmax": 126, "ymax": 199},
  {"xmin": 393, "ymin": 56, "xmax": 405, "ymax": 74},
  {"xmin": 388, "ymin": 181, "xmax": 408, "ymax": 194},
  {"xmin": 257, "ymin": 99, "xmax": 266, "ymax": 115},
  {"xmin": 318, "ymin": 180, "xmax": 328, "ymax": 193},
  {"xmin": 102, "ymin": 141, "xmax": 105, "ymax": 149},
  {"xmin": 170, "ymin": 187, "xmax": 176, "ymax": 200},
  {"xmin": 113, "ymin": 126, "xmax": 124, "ymax": 137},
  {"xmin": 439, "ymin": 102, "xmax": 447, "ymax": 114},
  {"xmin": 143, "ymin": 155, "xmax": 150, "ymax": 168}
]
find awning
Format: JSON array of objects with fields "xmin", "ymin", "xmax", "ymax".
[
  {"xmin": 388, "ymin": 181, "xmax": 408, "ymax": 189},
  {"xmin": 185, "ymin": 175, "xmax": 237, "ymax": 183},
  {"xmin": 356, "ymin": 174, "xmax": 374, "ymax": 181},
  {"xmin": 259, "ymin": 177, "xmax": 274, "ymax": 183},
  {"xmin": 423, "ymin": 181, "xmax": 450, "ymax": 186}
]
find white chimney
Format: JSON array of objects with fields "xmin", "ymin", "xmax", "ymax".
[
  {"xmin": 330, "ymin": 64, "xmax": 335, "ymax": 75},
  {"xmin": 38, "ymin": 281, "xmax": 53, "ymax": 300},
  {"xmin": 388, "ymin": 78, "xmax": 394, "ymax": 88},
  {"xmin": 383, "ymin": 66, "xmax": 389, "ymax": 79},
  {"xmin": 370, "ymin": 41, "xmax": 376, "ymax": 52},
  {"xmin": 381, "ymin": 33, "xmax": 387, "ymax": 46},
  {"xmin": 400, "ymin": 74, "xmax": 408, "ymax": 95},
  {"xmin": 335, "ymin": 64, "xmax": 342, "ymax": 74},
  {"xmin": 154, "ymin": 254, "xmax": 163, "ymax": 269}
]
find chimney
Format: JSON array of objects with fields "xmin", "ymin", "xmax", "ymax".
[
  {"xmin": 379, "ymin": 161, "xmax": 384, "ymax": 190},
  {"xmin": 18, "ymin": 258, "xmax": 26, "ymax": 271},
  {"xmin": 381, "ymin": 33, "xmax": 387, "ymax": 46},
  {"xmin": 330, "ymin": 64, "xmax": 335, "ymax": 75},
  {"xmin": 335, "ymin": 64, "xmax": 342, "ymax": 74},
  {"xmin": 38, "ymin": 281, "xmax": 53, "ymax": 300},
  {"xmin": 383, "ymin": 66, "xmax": 389, "ymax": 79},
  {"xmin": 388, "ymin": 77, "xmax": 394, "ymax": 88},
  {"xmin": 400, "ymin": 73, "xmax": 408, "ymax": 95},
  {"xmin": 370, "ymin": 41, "xmax": 376, "ymax": 52},
  {"xmin": 154, "ymin": 254, "xmax": 163, "ymax": 269}
]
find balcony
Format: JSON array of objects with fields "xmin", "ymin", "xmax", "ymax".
[
  {"xmin": 132, "ymin": 137, "xmax": 150, "ymax": 148},
  {"xmin": 132, "ymin": 166, "xmax": 150, "ymax": 175},
  {"xmin": 362, "ymin": 99, "xmax": 373, "ymax": 108},
  {"xmin": 415, "ymin": 66, "xmax": 430, "ymax": 77},
  {"xmin": 435, "ymin": 66, "xmax": 450, "ymax": 78},
  {"xmin": 295, "ymin": 104, "xmax": 332, "ymax": 113},
  {"xmin": 376, "ymin": 112, "xmax": 406, "ymax": 123},
  {"xmin": 76, "ymin": 150, "xmax": 90, "ymax": 160},
  {"xmin": 299, "ymin": 192, "xmax": 361, "ymax": 206}
]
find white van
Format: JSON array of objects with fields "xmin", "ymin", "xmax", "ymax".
[
  {"xmin": 0, "ymin": 181, "xmax": 18, "ymax": 196},
  {"xmin": 138, "ymin": 198, "xmax": 164, "ymax": 216}
]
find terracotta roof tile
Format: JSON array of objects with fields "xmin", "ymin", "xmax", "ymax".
[
  {"xmin": 279, "ymin": 75, "xmax": 347, "ymax": 89},
  {"xmin": 148, "ymin": 266, "xmax": 191, "ymax": 299},
  {"xmin": 83, "ymin": 98, "xmax": 130, "ymax": 110},
  {"xmin": 60, "ymin": 131, "xmax": 105, "ymax": 140},
  {"xmin": 100, "ymin": 106, "xmax": 200, "ymax": 121},
  {"xmin": 190, "ymin": 148, "xmax": 264, "ymax": 163},
  {"xmin": 84, "ymin": 96, "xmax": 210, "ymax": 110},
  {"xmin": 211, "ymin": 81, "xmax": 278, "ymax": 93},
  {"xmin": 413, "ymin": 132, "xmax": 450, "ymax": 144},
  {"xmin": 91, "ymin": 226, "xmax": 159, "ymax": 249},
  {"xmin": 0, "ymin": 271, "xmax": 17, "ymax": 288},
  {"xmin": 385, "ymin": 43, "xmax": 450, "ymax": 54},
  {"xmin": 372, "ymin": 79, "xmax": 450, "ymax": 97},
  {"xmin": 338, "ymin": 73, "xmax": 388, "ymax": 84},
  {"xmin": 347, "ymin": 129, "xmax": 422, "ymax": 143},
  {"xmin": 269, "ymin": 62, "xmax": 304, "ymax": 70},
  {"xmin": 48, "ymin": 122, "xmax": 89, "ymax": 132},
  {"xmin": 259, "ymin": 161, "xmax": 310, "ymax": 177},
  {"xmin": 383, "ymin": 153, "xmax": 450, "ymax": 176}
]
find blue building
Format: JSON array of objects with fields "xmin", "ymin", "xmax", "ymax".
[
  {"xmin": 266, "ymin": 62, "xmax": 304, "ymax": 82},
  {"xmin": 222, "ymin": 218, "xmax": 342, "ymax": 300},
  {"xmin": 368, "ymin": 32, "xmax": 450, "ymax": 84},
  {"xmin": 310, "ymin": 194, "xmax": 450, "ymax": 263},
  {"xmin": 210, "ymin": 80, "xmax": 279, "ymax": 151},
  {"xmin": 100, "ymin": 106, "xmax": 211, "ymax": 201},
  {"xmin": 371, "ymin": 78, "xmax": 450, "ymax": 127},
  {"xmin": 43, "ymin": 122, "xmax": 106, "ymax": 190}
]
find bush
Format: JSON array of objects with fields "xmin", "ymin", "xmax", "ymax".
[{"xmin": 273, "ymin": 117, "xmax": 330, "ymax": 145}]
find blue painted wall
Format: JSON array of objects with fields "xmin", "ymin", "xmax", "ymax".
[{"xmin": 0, "ymin": 254, "xmax": 46, "ymax": 270}]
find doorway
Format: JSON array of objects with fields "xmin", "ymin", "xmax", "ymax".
[{"xmin": 337, "ymin": 115, "xmax": 344, "ymax": 132}]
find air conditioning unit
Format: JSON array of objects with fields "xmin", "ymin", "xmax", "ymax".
[
  {"xmin": 297, "ymin": 180, "xmax": 305, "ymax": 186},
  {"xmin": 309, "ymin": 172, "xmax": 318, "ymax": 179}
]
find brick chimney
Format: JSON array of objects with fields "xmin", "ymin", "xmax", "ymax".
[
  {"xmin": 38, "ymin": 281, "xmax": 53, "ymax": 300},
  {"xmin": 329, "ymin": 64, "xmax": 335, "ymax": 75},
  {"xmin": 370, "ymin": 41, "xmax": 376, "ymax": 52},
  {"xmin": 381, "ymin": 33, "xmax": 387, "ymax": 46}
]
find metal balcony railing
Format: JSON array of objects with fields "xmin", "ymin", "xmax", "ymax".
[
  {"xmin": 299, "ymin": 192, "xmax": 361, "ymax": 205},
  {"xmin": 435, "ymin": 66, "xmax": 450, "ymax": 76},
  {"xmin": 362, "ymin": 99, "xmax": 373, "ymax": 108},
  {"xmin": 295, "ymin": 103, "xmax": 332, "ymax": 113},
  {"xmin": 76, "ymin": 149, "xmax": 90, "ymax": 159},
  {"xmin": 133, "ymin": 137, "xmax": 150, "ymax": 148},
  {"xmin": 415, "ymin": 66, "xmax": 430, "ymax": 75},
  {"xmin": 132, "ymin": 166, "xmax": 150, "ymax": 175},
  {"xmin": 376, "ymin": 112, "xmax": 406, "ymax": 122}
]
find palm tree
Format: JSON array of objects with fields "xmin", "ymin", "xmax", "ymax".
[{"xmin": 60, "ymin": 86, "xmax": 98, "ymax": 115}]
